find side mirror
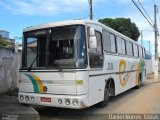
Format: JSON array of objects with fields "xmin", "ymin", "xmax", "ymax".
[
  {"xmin": 89, "ymin": 27, "xmax": 95, "ymax": 36},
  {"xmin": 89, "ymin": 27, "xmax": 97, "ymax": 49}
]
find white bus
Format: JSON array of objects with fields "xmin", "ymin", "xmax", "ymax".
[{"xmin": 19, "ymin": 20, "xmax": 146, "ymax": 109}]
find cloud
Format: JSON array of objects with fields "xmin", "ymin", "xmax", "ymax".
[{"xmin": 0, "ymin": 0, "xmax": 105, "ymax": 16}]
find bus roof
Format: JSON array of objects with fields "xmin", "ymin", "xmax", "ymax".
[
  {"xmin": 23, "ymin": 20, "xmax": 87, "ymax": 32},
  {"xmin": 23, "ymin": 19, "xmax": 144, "ymax": 48}
]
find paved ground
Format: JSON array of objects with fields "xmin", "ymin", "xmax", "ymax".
[
  {"xmin": 0, "ymin": 74, "xmax": 159, "ymax": 120},
  {"xmin": 0, "ymin": 95, "xmax": 40, "ymax": 120},
  {"xmin": 36, "ymin": 74, "xmax": 160, "ymax": 120}
]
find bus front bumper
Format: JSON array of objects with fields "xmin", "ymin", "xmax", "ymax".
[{"xmin": 18, "ymin": 92, "xmax": 89, "ymax": 109}]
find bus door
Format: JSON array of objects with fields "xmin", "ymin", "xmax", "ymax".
[{"xmin": 87, "ymin": 26, "xmax": 104, "ymax": 105}]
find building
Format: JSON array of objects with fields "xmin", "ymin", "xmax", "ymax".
[
  {"xmin": 0, "ymin": 30, "xmax": 14, "ymax": 43},
  {"xmin": 0, "ymin": 30, "xmax": 9, "ymax": 39}
]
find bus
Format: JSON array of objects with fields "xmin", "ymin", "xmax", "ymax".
[{"xmin": 18, "ymin": 20, "xmax": 146, "ymax": 109}]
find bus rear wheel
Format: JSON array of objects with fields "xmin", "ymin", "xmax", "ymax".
[
  {"xmin": 96, "ymin": 84, "xmax": 110, "ymax": 107},
  {"xmin": 135, "ymin": 74, "xmax": 142, "ymax": 89}
]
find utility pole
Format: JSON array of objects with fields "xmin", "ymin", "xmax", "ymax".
[
  {"xmin": 89, "ymin": 0, "xmax": 93, "ymax": 20},
  {"xmin": 154, "ymin": 4, "xmax": 159, "ymax": 80},
  {"xmin": 141, "ymin": 31, "xmax": 143, "ymax": 45}
]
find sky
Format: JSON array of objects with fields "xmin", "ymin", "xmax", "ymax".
[{"xmin": 0, "ymin": 0, "xmax": 160, "ymax": 55}]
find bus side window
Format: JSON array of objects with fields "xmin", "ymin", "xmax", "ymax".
[
  {"xmin": 121, "ymin": 38, "xmax": 126, "ymax": 55},
  {"xmin": 143, "ymin": 48, "xmax": 146, "ymax": 58},
  {"xmin": 110, "ymin": 33, "xmax": 116, "ymax": 53},
  {"xmin": 89, "ymin": 30, "xmax": 103, "ymax": 68},
  {"xmin": 130, "ymin": 43, "xmax": 133, "ymax": 56},
  {"xmin": 126, "ymin": 41, "xmax": 131, "ymax": 56},
  {"xmin": 116, "ymin": 36, "xmax": 122, "ymax": 54},
  {"xmin": 102, "ymin": 30, "xmax": 110, "ymax": 52},
  {"xmin": 133, "ymin": 44, "xmax": 138, "ymax": 57},
  {"xmin": 138, "ymin": 46, "xmax": 142, "ymax": 58}
]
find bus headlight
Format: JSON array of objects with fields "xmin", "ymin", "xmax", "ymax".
[
  {"xmin": 20, "ymin": 95, "xmax": 24, "ymax": 101},
  {"xmin": 65, "ymin": 99, "xmax": 70, "ymax": 105},
  {"xmin": 58, "ymin": 99, "xmax": 63, "ymax": 104},
  {"xmin": 25, "ymin": 96, "xmax": 29, "ymax": 101},
  {"xmin": 72, "ymin": 99, "xmax": 79, "ymax": 106}
]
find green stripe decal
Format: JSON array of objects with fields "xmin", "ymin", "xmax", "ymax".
[{"xmin": 25, "ymin": 74, "xmax": 39, "ymax": 93}]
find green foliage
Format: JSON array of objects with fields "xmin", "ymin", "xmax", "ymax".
[
  {"xmin": 99, "ymin": 18, "xmax": 140, "ymax": 41},
  {"xmin": 1, "ymin": 88, "xmax": 19, "ymax": 97},
  {"xmin": 0, "ymin": 36, "xmax": 13, "ymax": 48}
]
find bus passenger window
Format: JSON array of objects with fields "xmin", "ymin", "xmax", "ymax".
[
  {"xmin": 126, "ymin": 41, "xmax": 133, "ymax": 56},
  {"xmin": 121, "ymin": 39, "xmax": 126, "ymax": 55},
  {"xmin": 110, "ymin": 34, "xmax": 116, "ymax": 53},
  {"xmin": 142, "ymin": 48, "xmax": 146, "ymax": 58},
  {"xmin": 116, "ymin": 36, "xmax": 122, "ymax": 54},
  {"xmin": 126, "ymin": 41, "xmax": 130, "ymax": 56},
  {"xmin": 138, "ymin": 46, "xmax": 143, "ymax": 58},
  {"xmin": 102, "ymin": 30, "xmax": 110, "ymax": 52},
  {"xmin": 130, "ymin": 43, "xmax": 133, "ymax": 56},
  {"xmin": 133, "ymin": 44, "xmax": 138, "ymax": 57}
]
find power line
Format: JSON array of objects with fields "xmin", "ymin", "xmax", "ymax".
[
  {"xmin": 132, "ymin": 0, "xmax": 155, "ymax": 29},
  {"xmin": 137, "ymin": 0, "xmax": 154, "ymax": 24},
  {"xmin": 81, "ymin": 15, "xmax": 90, "ymax": 19}
]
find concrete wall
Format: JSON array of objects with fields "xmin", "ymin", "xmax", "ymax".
[
  {"xmin": 145, "ymin": 59, "xmax": 153, "ymax": 75},
  {"xmin": 0, "ymin": 48, "xmax": 21, "ymax": 93},
  {"xmin": 151, "ymin": 55, "xmax": 160, "ymax": 73}
]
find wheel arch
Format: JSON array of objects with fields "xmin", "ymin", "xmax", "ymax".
[{"xmin": 105, "ymin": 78, "xmax": 115, "ymax": 96}]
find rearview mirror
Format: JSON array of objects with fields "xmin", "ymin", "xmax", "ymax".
[{"xmin": 89, "ymin": 27, "xmax": 95, "ymax": 36}]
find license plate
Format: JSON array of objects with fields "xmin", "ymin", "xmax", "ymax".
[{"xmin": 40, "ymin": 97, "xmax": 51, "ymax": 103}]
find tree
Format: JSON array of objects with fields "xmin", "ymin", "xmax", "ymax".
[
  {"xmin": 99, "ymin": 18, "xmax": 140, "ymax": 41},
  {"xmin": 0, "ymin": 36, "xmax": 13, "ymax": 48}
]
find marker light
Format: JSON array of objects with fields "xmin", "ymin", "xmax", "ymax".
[
  {"xmin": 65, "ymin": 99, "xmax": 70, "ymax": 105},
  {"xmin": 72, "ymin": 99, "xmax": 79, "ymax": 106},
  {"xmin": 20, "ymin": 95, "xmax": 24, "ymax": 101},
  {"xmin": 25, "ymin": 96, "xmax": 29, "ymax": 101},
  {"xmin": 58, "ymin": 99, "xmax": 63, "ymax": 104},
  {"xmin": 31, "ymin": 96, "xmax": 34, "ymax": 101}
]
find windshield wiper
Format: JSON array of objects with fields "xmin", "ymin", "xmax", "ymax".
[
  {"xmin": 54, "ymin": 61, "xmax": 63, "ymax": 72},
  {"xmin": 28, "ymin": 55, "xmax": 39, "ymax": 71}
]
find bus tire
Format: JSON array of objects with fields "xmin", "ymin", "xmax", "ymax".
[
  {"xmin": 96, "ymin": 84, "xmax": 110, "ymax": 107},
  {"xmin": 135, "ymin": 74, "xmax": 142, "ymax": 89}
]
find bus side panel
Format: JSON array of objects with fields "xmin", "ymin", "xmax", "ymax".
[
  {"xmin": 105, "ymin": 55, "xmax": 140, "ymax": 96},
  {"xmin": 88, "ymin": 73, "xmax": 106, "ymax": 106},
  {"xmin": 75, "ymin": 71, "xmax": 89, "ymax": 95}
]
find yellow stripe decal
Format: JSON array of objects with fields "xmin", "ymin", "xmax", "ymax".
[
  {"xmin": 31, "ymin": 74, "xmax": 45, "ymax": 93},
  {"xmin": 119, "ymin": 59, "xmax": 135, "ymax": 87},
  {"xmin": 135, "ymin": 61, "xmax": 141, "ymax": 86}
]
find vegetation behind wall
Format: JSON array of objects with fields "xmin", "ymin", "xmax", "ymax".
[{"xmin": 0, "ymin": 36, "xmax": 14, "ymax": 49}]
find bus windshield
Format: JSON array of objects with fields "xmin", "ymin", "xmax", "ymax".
[{"xmin": 22, "ymin": 25, "xmax": 87, "ymax": 70}]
